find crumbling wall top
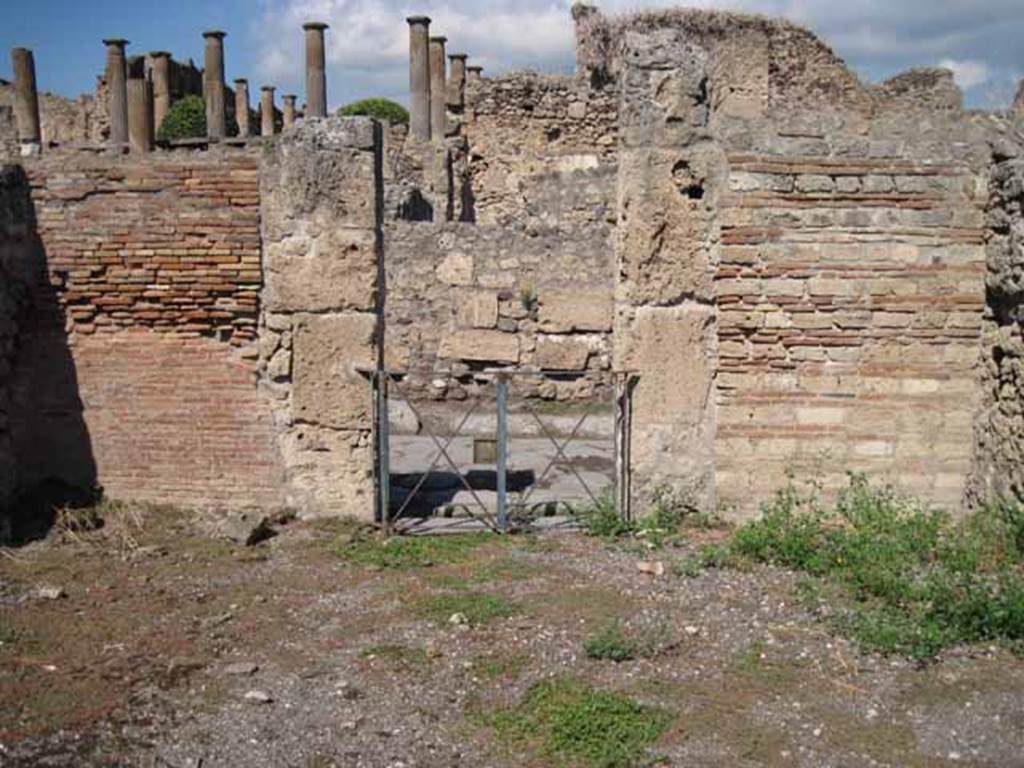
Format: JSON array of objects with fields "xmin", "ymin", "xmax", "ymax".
[{"xmin": 572, "ymin": 3, "xmax": 974, "ymax": 117}]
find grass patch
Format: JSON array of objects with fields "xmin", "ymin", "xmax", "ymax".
[
  {"xmin": 485, "ymin": 676, "xmax": 671, "ymax": 768},
  {"xmin": 418, "ymin": 591, "xmax": 520, "ymax": 626},
  {"xmin": 731, "ymin": 640, "xmax": 804, "ymax": 688},
  {"xmin": 472, "ymin": 651, "xmax": 529, "ymax": 682},
  {"xmin": 726, "ymin": 473, "xmax": 1024, "ymax": 659},
  {"xmin": 334, "ymin": 532, "xmax": 501, "ymax": 569},
  {"xmin": 360, "ymin": 643, "xmax": 431, "ymax": 667}
]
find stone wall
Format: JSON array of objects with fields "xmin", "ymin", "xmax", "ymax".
[
  {"xmin": 7, "ymin": 146, "xmax": 284, "ymax": 508},
  {"xmin": 258, "ymin": 116, "xmax": 383, "ymax": 517},
  {"xmin": 3, "ymin": 120, "xmax": 384, "ymax": 518},
  {"xmin": 0, "ymin": 82, "xmax": 104, "ymax": 147},
  {"xmin": 969, "ymin": 129, "xmax": 1024, "ymax": 504},
  {"xmin": 385, "ymin": 221, "xmax": 614, "ymax": 402},
  {"xmin": 575, "ymin": 5, "xmax": 1011, "ymax": 517},
  {"xmin": 383, "ymin": 69, "xmax": 618, "ymax": 401},
  {"xmin": 0, "ymin": 165, "xmax": 31, "ymax": 513}
]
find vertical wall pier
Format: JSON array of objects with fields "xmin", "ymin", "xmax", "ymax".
[
  {"xmin": 126, "ymin": 76, "xmax": 153, "ymax": 153},
  {"xmin": 283, "ymin": 95, "xmax": 297, "ymax": 129},
  {"xmin": 447, "ymin": 53, "xmax": 467, "ymax": 111},
  {"xmin": 260, "ymin": 86, "xmax": 276, "ymax": 137},
  {"xmin": 103, "ymin": 38, "xmax": 129, "ymax": 147},
  {"xmin": 428, "ymin": 36, "xmax": 447, "ymax": 140},
  {"xmin": 407, "ymin": 16, "xmax": 432, "ymax": 141},
  {"xmin": 11, "ymin": 47, "xmax": 41, "ymax": 152},
  {"xmin": 234, "ymin": 78, "xmax": 251, "ymax": 136},
  {"xmin": 203, "ymin": 30, "xmax": 227, "ymax": 140},
  {"xmin": 150, "ymin": 51, "xmax": 171, "ymax": 134},
  {"xmin": 303, "ymin": 22, "xmax": 328, "ymax": 119}
]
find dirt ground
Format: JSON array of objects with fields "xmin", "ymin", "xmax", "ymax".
[{"xmin": 2, "ymin": 507, "xmax": 1023, "ymax": 768}]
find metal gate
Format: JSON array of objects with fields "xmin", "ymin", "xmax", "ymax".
[{"xmin": 368, "ymin": 370, "xmax": 637, "ymax": 534}]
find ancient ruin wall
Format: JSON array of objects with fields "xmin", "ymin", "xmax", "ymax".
[
  {"xmin": 8, "ymin": 147, "xmax": 287, "ymax": 509},
  {"xmin": 383, "ymin": 71, "xmax": 619, "ymax": 401},
  {"xmin": 0, "ymin": 166, "xmax": 31, "ymax": 511},
  {"xmin": 259, "ymin": 117, "xmax": 383, "ymax": 517},
  {"xmin": 969, "ymin": 132, "xmax": 1024, "ymax": 504},
  {"xmin": 580, "ymin": 7, "xmax": 997, "ymax": 517}
]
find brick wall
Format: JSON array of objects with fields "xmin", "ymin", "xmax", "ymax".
[
  {"xmin": 715, "ymin": 153, "xmax": 987, "ymax": 513},
  {"xmin": 8, "ymin": 147, "xmax": 286, "ymax": 510},
  {"xmin": 25, "ymin": 152, "xmax": 261, "ymax": 343}
]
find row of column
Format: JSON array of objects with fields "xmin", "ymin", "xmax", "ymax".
[
  {"xmin": 407, "ymin": 15, "xmax": 482, "ymax": 142},
  {"xmin": 6, "ymin": 23, "xmax": 330, "ymax": 155}
]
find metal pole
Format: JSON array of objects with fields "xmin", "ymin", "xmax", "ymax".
[
  {"xmin": 615, "ymin": 374, "xmax": 635, "ymax": 524},
  {"xmin": 496, "ymin": 375, "xmax": 509, "ymax": 532},
  {"xmin": 378, "ymin": 373, "xmax": 391, "ymax": 534}
]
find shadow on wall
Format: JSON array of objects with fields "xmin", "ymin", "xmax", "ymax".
[{"xmin": 1, "ymin": 164, "xmax": 98, "ymax": 546}]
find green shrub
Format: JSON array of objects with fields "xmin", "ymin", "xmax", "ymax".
[
  {"xmin": 584, "ymin": 621, "xmax": 639, "ymax": 662},
  {"xmin": 485, "ymin": 677, "xmax": 670, "ymax": 768},
  {"xmin": 729, "ymin": 473, "xmax": 1024, "ymax": 659},
  {"xmin": 338, "ymin": 97, "xmax": 409, "ymax": 125},
  {"xmin": 580, "ymin": 490, "xmax": 633, "ymax": 539},
  {"xmin": 157, "ymin": 95, "xmax": 206, "ymax": 141}
]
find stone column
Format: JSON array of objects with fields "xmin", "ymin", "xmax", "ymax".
[
  {"xmin": 103, "ymin": 38, "xmax": 129, "ymax": 146},
  {"xmin": 260, "ymin": 86, "xmax": 276, "ymax": 136},
  {"xmin": 150, "ymin": 51, "xmax": 171, "ymax": 133},
  {"xmin": 406, "ymin": 16, "xmax": 431, "ymax": 141},
  {"xmin": 127, "ymin": 76, "xmax": 153, "ymax": 153},
  {"xmin": 446, "ymin": 53, "xmax": 467, "ymax": 109},
  {"xmin": 10, "ymin": 48, "xmax": 41, "ymax": 150},
  {"xmin": 283, "ymin": 95, "xmax": 297, "ymax": 129},
  {"xmin": 466, "ymin": 65, "xmax": 483, "ymax": 82},
  {"xmin": 429, "ymin": 36, "xmax": 447, "ymax": 140},
  {"xmin": 303, "ymin": 22, "xmax": 328, "ymax": 118},
  {"xmin": 203, "ymin": 30, "xmax": 227, "ymax": 140},
  {"xmin": 234, "ymin": 78, "xmax": 251, "ymax": 136}
]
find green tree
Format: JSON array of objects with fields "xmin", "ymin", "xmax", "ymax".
[
  {"xmin": 338, "ymin": 97, "xmax": 409, "ymax": 125},
  {"xmin": 156, "ymin": 95, "xmax": 206, "ymax": 141}
]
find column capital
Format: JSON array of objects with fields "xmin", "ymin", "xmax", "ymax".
[
  {"xmin": 149, "ymin": 50, "xmax": 171, "ymax": 59},
  {"xmin": 202, "ymin": 30, "xmax": 227, "ymax": 40},
  {"xmin": 406, "ymin": 15, "xmax": 432, "ymax": 25},
  {"xmin": 103, "ymin": 38, "xmax": 129, "ymax": 49},
  {"xmin": 303, "ymin": 21, "xmax": 329, "ymax": 31},
  {"xmin": 429, "ymin": 36, "xmax": 447, "ymax": 44},
  {"xmin": 234, "ymin": 77, "xmax": 248, "ymax": 85},
  {"xmin": 448, "ymin": 53, "xmax": 468, "ymax": 61},
  {"xmin": 261, "ymin": 85, "xmax": 275, "ymax": 92}
]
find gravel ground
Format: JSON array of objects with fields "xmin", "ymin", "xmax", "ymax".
[{"xmin": 1, "ymin": 510, "xmax": 1022, "ymax": 768}]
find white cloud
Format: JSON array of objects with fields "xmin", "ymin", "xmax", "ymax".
[
  {"xmin": 246, "ymin": 0, "xmax": 1024, "ymax": 110},
  {"xmin": 938, "ymin": 58, "xmax": 990, "ymax": 90}
]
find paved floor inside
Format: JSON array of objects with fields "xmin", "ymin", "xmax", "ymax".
[{"xmin": 388, "ymin": 435, "xmax": 614, "ymax": 522}]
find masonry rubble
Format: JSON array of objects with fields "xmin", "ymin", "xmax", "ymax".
[{"xmin": 1, "ymin": 4, "xmax": 1024, "ymax": 526}]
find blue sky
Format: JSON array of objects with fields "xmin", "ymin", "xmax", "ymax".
[{"xmin": 2, "ymin": 1, "xmax": 1022, "ymax": 110}]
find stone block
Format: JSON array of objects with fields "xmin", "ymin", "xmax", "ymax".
[
  {"xmin": 279, "ymin": 426, "xmax": 374, "ymax": 519},
  {"xmin": 292, "ymin": 313, "xmax": 377, "ymax": 430},
  {"xmin": 538, "ymin": 289, "xmax": 613, "ymax": 333},
  {"xmin": 534, "ymin": 336, "xmax": 591, "ymax": 371},
  {"xmin": 456, "ymin": 291, "xmax": 498, "ymax": 329},
  {"xmin": 439, "ymin": 330, "xmax": 519, "ymax": 363},
  {"xmin": 437, "ymin": 251, "xmax": 473, "ymax": 286},
  {"xmin": 264, "ymin": 228, "xmax": 378, "ymax": 313}
]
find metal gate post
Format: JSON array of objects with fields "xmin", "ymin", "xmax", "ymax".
[
  {"xmin": 614, "ymin": 373, "xmax": 635, "ymax": 525},
  {"xmin": 496, "ymin": 374, "xmax": 509, "ymax": 532},
  {"xmin": 376, "ymin": 372, "xmax": 391, "ymax": 534}
]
